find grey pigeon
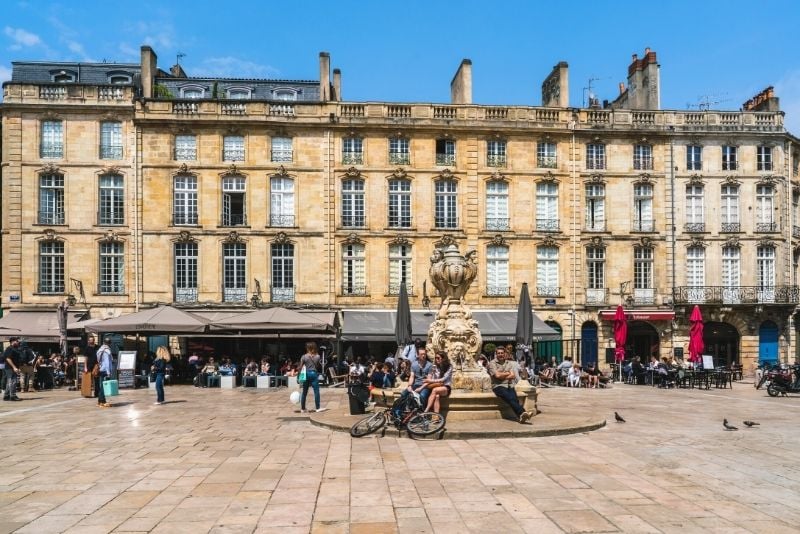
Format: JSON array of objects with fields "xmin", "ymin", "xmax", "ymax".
[
  {"xmin": 723, "ymin": 418, "xmax": 738, "ymax": 431},
  {"xmin": 743, "ymin": 420, "xmax": 760, "ymax": 427},
  {"xmin": 614, "ymin": 412, "xmax": 625, "ymax": 423}
]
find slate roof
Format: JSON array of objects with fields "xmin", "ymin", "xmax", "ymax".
[
  {"xmin": 11, "ymin": 61, "xmax": 140, "ymax": 85},
  {"xmin": 155, "ymin": 77, "xmax": 320, "ymax": 102}
]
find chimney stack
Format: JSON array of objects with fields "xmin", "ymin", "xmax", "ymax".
[
  {"xmin": 450, "ymin": 59, "xmax": 472, "ymax": 105},
  {"xmin": 619, "ymin": 82, "xmax": 626, "ymax": 95},
  {"xmin": 140, "ymin": 46, "xmax": 157, "ymax": 99},
  {"xmin": 319, "ymin": 52, "xmax": 331, "ymax": 102},
  {"xmin": 332, "ymin": 68, "xmax": 341, "ymax": 101},
  {"xmin": 541, "ymin": 61, "xmax": 569, "ymax": 107}
]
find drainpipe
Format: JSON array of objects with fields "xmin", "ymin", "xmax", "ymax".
[
  {"xmin": 569, "ymin": 112, "xmax": 578, "ymax": 357},
  {"xmin": 133, "ymin": 117, "xmax": 141, "ymax": 312},
  {"xmin": 669, "ymin": 126, "xmax": 675, "ymax": 356}
]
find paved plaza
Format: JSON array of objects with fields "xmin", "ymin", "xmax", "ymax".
[{"xmin": 1, "ymin": 382, "xmax": 799, "ymax": 533}]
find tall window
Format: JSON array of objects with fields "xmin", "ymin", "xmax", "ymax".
[
  {"xmin": 721, "ymin": 184, "xmax": 740, "ymax": 232},
  {"xmin": 222, "ymin": 243, "xmax": 246, "ymax": 302},
  {"xmin": 342, "ymin": 137, "xmax": 363, "ymax": 165},
  {"xmin": 487, "ymin": 140, "xmax": 506, "ymax": 167},
  {"xmin": 535, "ymin": 182, "xmax": 559, "ymax": 231},
  {"xmin": 585, "ymin": 184, "xmax": 605, "ymax": 231},
  {"xmin": 633, "ymin": 183, "xmax": 653, "ymax": 231},
  {"xmin": 756, "ymin": 184, "xmax": 775, "ymax": 232},
  {"xmin": 685, "ymin": 184, "xmax": 705, "ymax": 232},
  {"xmin": 39, "ymin": 241, "xmax": 65, "ymax": 293},
  {"xmin": 99, "ymin": 241, "xmax": 124, "ymax": 294},
  {"xmin": 271, "ymin": 137, "xmax": 293, "ymax": 162},
  {"xmin": 342, "ymin": 179, "xmax": 365, "ymax": 227},
  {"xmin": 173, "ymin": 175, "xmax": 198, "ymax": 225},
  {"xmin": 271, "ymin": 243, "xmax": 295, "ymax": 302},
  {"xmin": 486, "ymin": 245, "xmax": 509, "ymax": 296},
  {"xmin": 722, "ymin": 246, "xmax": 741, "ymax": 304},
  {"xmin": 389, "ymin": 244, "xmax": 412, "ymax": 294},
  {"xmin": 39, "ymin": 173, "xmax": 65, "ymax": 225},
  {"xmin": 175, "ymin": 134, "xmax": 197, "ymax": 160},
  {"xmin": 486, "ymin": 181, "xmax": 509, "ymax": 230},
  {"xmin": 389, "ymin": 137, "xmax": 409, "ymax": 165},
  {"xmin": 722, "ymin": 145, "xmax": 738, "ymax": 171},
  {"xmin": 223, "ymin": 135, "xmax": 244, "ymax": 162},
  {"xmin": 388, "ymin": 179, "xmax": 412, "ymax": 228},
  {"xmin": 537, "ymin": 142, "xmax": 557, "ymax": 168},
  {"xmin": 41, "ymin": 120, "xmax": 63, "ymax": 158},
  {"xmin": 436, "ymin": 139, "xmax": 455, "ymax": 166},
  {"xmin": 757, "ymin": 146, "xmax": 773, "ymax": 171},
  {"xmin": 757, "ymin": 246, "xmax": 776, "ymax": 303},
  {"xmin": 270, "ymin": 177, "xmax": 295, "ymax": 227},
  {"xmin": 342, "ymin": 243, "xmax": 366, "ymax": 295},
  {"xmin": 221, "ymin": 176, "xmax": 246, "ymax": 226},
  {"xmin": 435, "ymin": 180, "xmax": 458, "ymax": 229},
  {"xmin": 686, "ymin": 145, "xmax": 702, "ymax": 171},
  {"xmin": 586, "ymin": 143, "xmax": 606, "ymax": 170},
  {"xmin": 98, "ymin": 174, "xmax": 124, "ymax": 225},
  {"xmin": 686, "ymin": 246, "xmax": 706, "ymax": 303},
  {"xmin": 536, "ymin": 246, "xmax": 559, "ymax": 296},
  {"xmin": 174, "ymin": 242, "xmax": 198, "ymax": 302},
  {"xmin": 633, "ymin": 247, "xmax": 654, "ymax": 304},
  {"xmin": 100, "ymin": 121, "xmax": 122, "ymax": 159},
  {"xmin": 633, "ymin": 144, "xmax": 653, "ymax": 170},
  {"xmin": 586, "ymin": 246, "xmax": 605, "ymax": 304}
]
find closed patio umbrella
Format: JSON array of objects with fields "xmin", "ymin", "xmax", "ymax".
[
  {"xmin": 613, "ymin": 305, "xmax": 627, "ymax": 381},
  {"xmin": 57, "ymin": 299, "xmax": 69, "ymax": 358},
  {"xmin": 688, "ymin": 305, "xmax": 704, "ymax": 364},
  {"xmin": 394, "ymin": 282, "xmax": 413, "ymax": 357},
  {"xmin": 515, "ymin": 282, "xmax": 534, "ymax": 364}
]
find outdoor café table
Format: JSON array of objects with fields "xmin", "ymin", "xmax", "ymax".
[{"xmin": 712, "ymin": 369, "xmax": 733, "ymax": 389}]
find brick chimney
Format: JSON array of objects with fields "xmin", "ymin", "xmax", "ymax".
[
  {"xmin": 541, "ymin": 61, "xmax": 569, "ymax": 107},
  {"xmin": 450, "ymin": 59, "xmax": 472, "ymax": 104}
]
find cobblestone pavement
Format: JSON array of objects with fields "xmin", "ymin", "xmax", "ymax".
[{"xmin": 0, "ymin": 381, "xmax": 799, "ymax": 533}]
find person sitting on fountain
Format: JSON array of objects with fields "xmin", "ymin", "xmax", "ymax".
[
  {"xmin": 424, "ymin": 351, "xmax": 453, "ymax": 414},
  {"xmin": 394, "ymin": 347, "xmax": 433, "ymax": 419},
  {"xmin": 488, "ymin": 346, "xmax": 533, "ymax": 424}
]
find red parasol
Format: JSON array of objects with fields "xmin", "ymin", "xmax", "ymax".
[
  {"xmin": 613, "ymin": 305, "xmax": 627, "ymax": 363},
  {"xmin": 688, "ymin": 305, "xmax": 704, "ymax": 363}
]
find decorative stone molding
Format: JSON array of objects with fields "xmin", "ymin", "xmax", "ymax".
[
  {"xmin": 272, "ymin": 231, "xmax": 292, "ymax": 245},
  {"xmin": 536, "ymin": 171, "xmax": 559, "ymax": 184},
  {"xmin": 41, "ymin": 111, "xmax": 61, "ymax": 121},
  {"xmin": 346, "ymin": 129, "xmax": 362, "ymax": 139},
  {"xmin": 723, "ymin": 236, "xmax": 740, "ymax": 248},
  {"xmin": 390, "ymin": 168, "xmax": 408, "ymax": 180},
  {"xmin": 173, "ymin": 230, "xmax": 197, "ymax": 244},
  {"xmin": 225, "ymin": 126, "xmax": 243, "ymax": 136},
  {"xmin": 490, "ymin": 234, "xmax": 508, "ymax": 247},
  {"xmin": 538, "ymin": 236, "xmax": 559, "ymax": 248},
  {"xmin": 38, "ymin": 162, "xmax": 62, "ymax": 175},
  {"xmin": 391, "ymin": 131, "xmax": 407, "ymax": 139},
  {"xmin": 637, "ymin": 236, "xmax": 653, "ymax": 248},
  {"xmin": 99, "ymin": 165, "xmax": 121, "ymax": 175},
  {"xmin": 756, "ymin": 174, "xmax": 778, "ymax": 186},
  {"xmin": 585, "ymin": 173, "xmax": 606, "ymax": 184},
  {"xmin": 224, "ymin": 231, "xmax": 244, "ymax": 244},
  {"xmin": 687, "ymin": 174, "xmax": 704, "ymax": 185},
  {"xmin": 435, "ymin": 234, "xmax": 458, "ymax": 249},
  {"xmin": 388, "ymin": 235, "xmax": 412, "ymax": 247},
  {"xmin": 634, "ymin": 173, "xmax": 654, "ymax": 185},
  {"xmin": 687, "ymin": 236, "xmax": 706, "ymax": 248},
  {"xmin": 486, "ymin": 169, "xmax": 508, "ymax": 182},
  {"xmin": 98, "ymin": 229, "xmax": 124, "ymax": 243},
  {"xmin": 273, "ymin": 165, "xmax": 290, "ymax": 177},
  {"xmin": 588, "ymin": 236, "xmax": 605, "ymax": 248},
  {"xmin": 342, "ymin": 233, "xmax": 364, "ymax": 245},
  {"xmin": 756, "ymin": 237, "xmax": 776, "ymax": 248},
  {"xmin": 39, "ymin": 228, "xmax": 63, "ymax": 242},
  {"xmin": 722, "ymin": 175, "xmax": 741, "ymax": 186},
  {"xmin": 435, "ymin": 168, "xmax": 457, "ymax": 181},
  {"xmin": 101, "ymin": 112, "xmax": 121, "ymax": 122},
  {"xmin": 343, "ymin": 167, "xmax": 362, "ymax": 178},
  {"xmin": 222, "ymin": 164, "xmax": 240, "ymax": 177}
]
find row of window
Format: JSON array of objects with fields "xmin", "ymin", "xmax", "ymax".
[
  {"xmin": 37, "ymin": 172, "xmax": 780, "ymax": 233},
  {"xmin": 39, "ymin": 121, "xmax": 778, "ymax": 173},
  {"xmin": 36, "ymin": 240, "xmax": 780, "ymax": 304},
  {"xmin": 177, "ymin": 85, "xmax": 299, "ymax": 101}
]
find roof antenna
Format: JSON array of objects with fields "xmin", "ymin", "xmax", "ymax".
[{"xmin": 176, "ymin": 53, "xmax": 186, "ymax": 65}]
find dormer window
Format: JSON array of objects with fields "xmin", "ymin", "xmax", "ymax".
[
  {"xmin": 108, "ymin": 74, "xmax": 132, "ymax": 84},
  {"xmin": 51, "ymin": 70, "xmax": 76, "ymax": 83},
  {"xmin": 272, "ymin": 88, "xmax": 298, "ymax": 101},
  {"xmin": 180, "ymin": 85, "xmax": 205, "ymax": 99},
  {"xmin": 226, "ymin": 87, "xmax": 252, "ymax": 99}
]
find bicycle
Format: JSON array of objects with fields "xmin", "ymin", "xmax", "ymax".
[{"xmin": 350, "ymin": 391, "xmax": 446, "ymax": 439}]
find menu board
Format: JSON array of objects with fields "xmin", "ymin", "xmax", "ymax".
[{"xmin": 118, "ymin": 351, "xmax": 136, "ymax": 370}]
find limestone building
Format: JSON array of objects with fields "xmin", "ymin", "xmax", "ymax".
[{"xmin": 2, "ymin": 46, "xmax": 799, "ymax": 371}]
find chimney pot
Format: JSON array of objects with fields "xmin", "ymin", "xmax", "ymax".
[
  {"xmin": 644, "ymin": 47, "xmax": 650, "ymax": 55},
  {"xmin": 632, "ymin": 53, "xmax": 638, "ymax": 62}
]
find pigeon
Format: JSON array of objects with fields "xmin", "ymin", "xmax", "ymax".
[
  {"xmin": 614, "ymin": 412, "xmax": 626, "ymax": 423},
  {"xmin": 723, "ymin": 418, "xmax": 738, "ymax": 431},
  {"xmin": 743, "ymin": 420, "xmax": 760, "ymax": 428}
]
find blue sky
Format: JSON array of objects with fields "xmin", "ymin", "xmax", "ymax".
[{"xmin": 3, "ymin": 0, "xmax": 800, "ymax": 133}]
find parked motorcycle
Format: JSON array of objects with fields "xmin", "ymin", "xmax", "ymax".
[
  {"xmin": 767, "ymin": 364, "xmax": 800, "ymax": 397},
  {"xmin": 756, "ymin": 363, "xmax": 784, "ymax": 390}
]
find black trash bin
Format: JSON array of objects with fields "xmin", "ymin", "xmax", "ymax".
[{"xmin": 348, "ymin": 383, "xmax": 369, "ymax": 415}]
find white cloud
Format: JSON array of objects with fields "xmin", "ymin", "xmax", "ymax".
[
  {"xmin": 774, "ymin": 69, "xmax": 800, "ymax": 136},
  {"xmin": 194, "ymin": 56, "xmax": 280, "ymax": 79},
  {"xmin": 4, "ymin": 26, "xmax": 41, "ymax": 49}
]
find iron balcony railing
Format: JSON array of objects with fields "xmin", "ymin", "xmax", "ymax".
[
  {"xmin": 388, "ymin": 283, "xmax": 413, "ymax": 295},
  {"xmin": 485, "ymin": 217, "xmax": 510, "ymax": 231},
  {"xmin": 221, "ymin": 214, "xmax": 247, "ymax": 226},
  {"xmin": 632, "ymin": 219, "xmax": 655, "ymax": 232},
  {"xmin": 673, "ymin": 286, "xmax": 800, "ymax": 305},
  {"xmin": 271, "ymin": 149, "xmax": 293, "ymax": 163},
  {"xmin": 342, "ymin": 215, "xmax": 366, "ymax": 228},
  {"xmin": 98, "ymin": 283, "xmax": 125, "ymax": 295},
  {"xmin": 721, "ymin": 222, "xmax": 740, "ymax": 233},
  {"xmin": 389, "ymin": 153, "xmax": 410, "ymax": 165},
  {"xmin": 434, "ymin": 216, "xmax": 459, "ymax": 229},
  {"xmin": 585, "ymin": 288, "xmax": 609, "ymax": 305},
  {"xmin": 342, "ymin": 152, "xmax": 364, "ymax": 165},
  {"xmin": 755, "ymin": 222, "xmax": 778, "ymax": 233},
  {"xmin": 271, "ymin": 285, "xmax": 296, "ymax": 303},
  {"xmin": 684, "ymin": 222, "xmax": 705, "ymax": 232},
  {"xmin": 223, "ymin": 286, "xmax": 247, "ymax": 303},
  {"xmin": 223, "ymin": 148, "xmax": 245, "ymax": 162},
  {"xmin": 40, "ymin": 144, "xmax": 63, "ymax": 159},
  {"xmin": 536, "ymin": 218, "xmax": 559, "ymax": 232},
  {"xmin": 436, "ymin": 153, "xmax": 456, "ymax": 166},
  {"xmin": 38, "ymin": 211, "xmax": 65, "ymax": 225},
  {"xmin": 174, "ymin": 286, "xmax": 198, "ymax": 303},
  {"xmin": 537, "ymin": 156, "xmax": 557, "ymax": 168},
  {"xmin": 270, "ymin": 214, "xmax": 295, "ymax": 227},
  {"xmin": 633, "ymin": 288, "xmax": 655, "ymax": 305},
  {"xmin": 536, "ymin": 285, "xmax": 561, "ymax": 297},
  {"xmin": 341, "ymin": 285, "xmax": 367, "ymax": 296},
  {"xmin": 174, "ymin": 147, "xmax": 197, "ymax": 160},
  {"xmin": 486, "ymin": 285, "xmax": 511, "ymax": 297},
  {"xmin": 388, "ymin": 215, "xmax": 412, "ymax": 228},
  {"xmin": 100, "ymin": 145, "xmax": 123, "ymax": 159},
  {"xmin": 487, "ymin": 154, "xmax": 507, "ymax": 167}
]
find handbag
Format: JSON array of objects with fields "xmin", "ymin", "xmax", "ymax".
[
  {"xmin": 91, "ymin": 363, "xmax": 100, "ymax": 378},
  {"xmin": 298, "ymin": 364, "xmax": 307, "ymax": 384}
]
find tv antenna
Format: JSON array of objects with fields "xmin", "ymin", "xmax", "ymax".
[
  {"xmin": 582, "ymin": 76, "xmax": 605, "ymax": 108},
  {"xmin": 176, "ymin": 52, "xmax": 186, "ymax": 65},
  {"xmin": 687, "ymin": 92, "xmax": 729, "ymax": 111}
]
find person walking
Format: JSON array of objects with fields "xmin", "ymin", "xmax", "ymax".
[
  {"xmin": 299, "ymin": 341, "xmax": 325, "ymax": 413},
  {"xmin": 3, "ymin": 337, "xmax": 22, "ymax": 401},
  {"xmin": 96, "ymin": 336, "xmax": 113, "ymax": 407},
  {"xmin": 151, "ymin": 345, "xmax": 170, "ymax": 405}
]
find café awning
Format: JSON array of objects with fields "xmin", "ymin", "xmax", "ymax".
[
  {"xmin": 341, "ymin": 309, "xmax": 560, "ymax": 342},
  {"xmin": 599, "ymin": 309, "xmax": 675, "ymax": 321},
  {"xmin": 0, "ymin": 309, "xmax": 87, "ymax": 342}
]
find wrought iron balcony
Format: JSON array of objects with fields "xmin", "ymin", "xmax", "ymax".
[
  {"xmin": 388, "ymin": 216, "xmax": 412, "ymax": 228},
  {"xmin": 673, "ymin": 285, "xmax": 799, "ymax": 305},
  {"xmin": 221, "ymin": 214, "xmax": 247, "ymax": 226},
  {"xmin": 270, "ymin": 214, "xmax": 295, "ymax": 227},
  {"xmin": 485, "ymin": 217, "xmax": 510, "ymax": 231},
  {"xmin": 342, "ymin": 152, "xmax": 364, "ymax": 165},
  {"xmin": 342, "ymin": 215, "xmax": 366, "ymax": 228},
  {"xmin": 223, "ymin": 148, "xmax": 245, "ymax": 162},
  {"xmin": 40, "ymin": 144, "xmax": 63, "ymax": 159},
  {"xmin": 756, "ymin": 222, "xmax": 778, "ymax": 233},
  {"xmin": 223, "ymin": 287, "xmax": 247, "ymax": 303},
  {"xmin": 38, "ymin": 211, "xmax": 65, "ymax": 225},
  {"xmin": 684, "ymin": 222, "xmax": 705, "ymax": 232},
  {"xmin": 38, "ymin": 282, "xmax": 65, "ymax": 294},
  {"xmin": 487, "ymin": 154, "xmax": 507, "ymax": 167},
  {"xmin": 388, "ymin": 283, "xmax": 413, "ymax": 295},
  {"xmin": 633, "ymin": 288, "xmax": 655, "ymax": 305},
  {"xmin": 271, "ymin": 150, "xmax": 293, "ymax": 163},
  {"xmin": 100, "ymin": 145, "xmax": 123, "ymax": 159},
  {"xmin": 537, "ymin": 156, "xmax": 557, "ymax": 169},
  {"xmin": 536, "ymin": 285, "xmax": 561, "ymax": 297},
  {"xmin": 632, "ymin": 219, "xmax": 655, "ymax": 232},
  {"xmin": 585, "ymin": 288, "xmax": 609, "ymax": 305},
  {"xmin": 174, "ymin": 147, "xmax": 197, "ymax": 160},
  {"xmin": 721, "ymin": 222, "xmax": 740, "ymax": 233},
  {"xmin": 536, "ymin": 218, "xmax": 560, "ymax": 232},
  {"xmin": 173, "ymin": 212, "xmax": 198, "ymax": 226},
  {"xmin": 436, "ymin": 153, "xmax": 455, "ymax": 166},
  {"xmin": 174, "ymin": 286, "xmax": 198, "ymax": 303},
  {"xmin": 271, "ymin": 285, "xmax": 295, "ymax": 303},
  {"xmin": 585, "ymin": 220, "xmax": 606, "ymax": 232},
  {"xmin": 341, "ymin": 285, "xmax": 367, "ymax": 296},
  {"xmin": 486, "ymin": 285, "xmax": 511, "ymax": 297},
  {"xmin": 389, "ymin": 153, "xmax": 410, "ymax": 165}
]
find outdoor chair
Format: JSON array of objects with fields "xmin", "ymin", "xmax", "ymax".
[{"xmin": 328, "ymin": 367, "xmax": 348, "ymax": 387}]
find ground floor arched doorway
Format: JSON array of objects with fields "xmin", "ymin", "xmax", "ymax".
[
  {"xmin": 627, "ymin": 321, "xmax": 659, "ymax": 360},
  {"xmin": 703, "ymin": 321, "xmax": 740, "ymax": 367}
]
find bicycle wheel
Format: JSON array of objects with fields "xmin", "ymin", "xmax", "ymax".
[
  {"xmin": 350, "ymin": 411, "xmax": 387, "ymax": 437},
  {"xmin": 406, "ymin": 411, "xmax": 446, "ymax": 437}
]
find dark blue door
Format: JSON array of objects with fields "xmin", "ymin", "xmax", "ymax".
[
  {"xmin": 758, "ymin": 321, "xmax": 779, "ymax": 365},
  {"xmin": 581, "ymin": 322, "xmax": 598, "ymax": 366}
]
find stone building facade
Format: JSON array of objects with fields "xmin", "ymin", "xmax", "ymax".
[{"xmin": 2, "ymin": 46, "xmax": 799, "ymax": 371}]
